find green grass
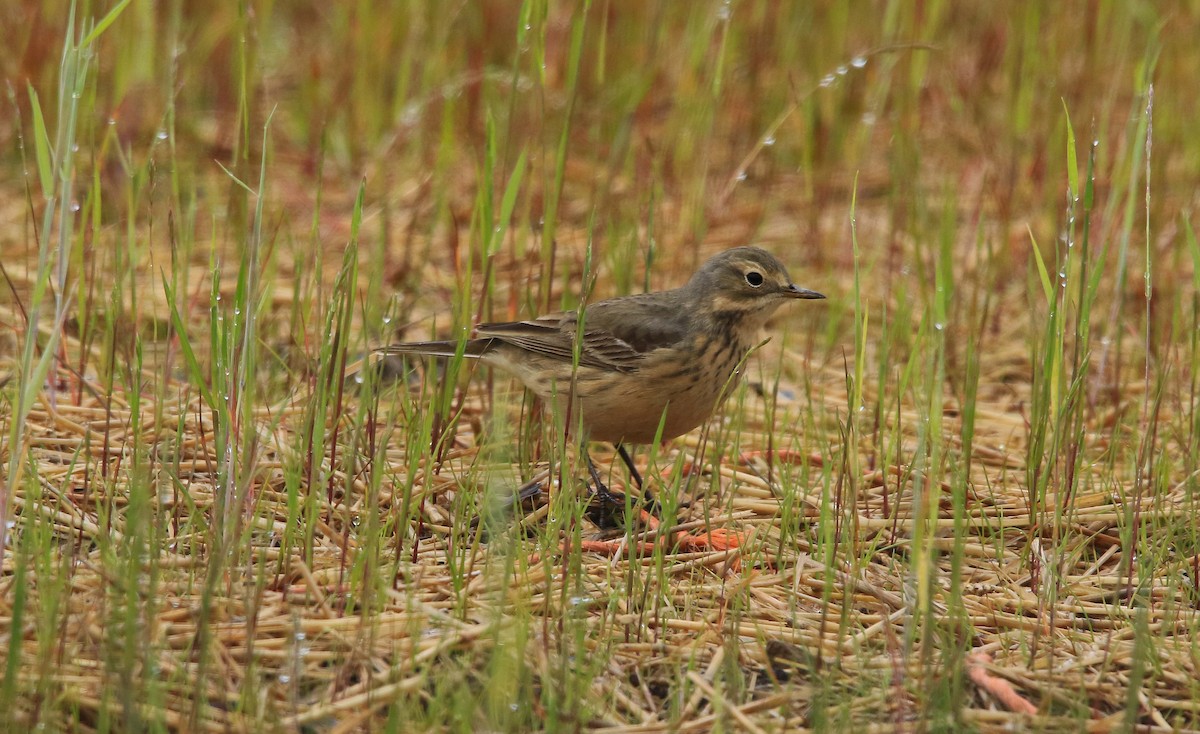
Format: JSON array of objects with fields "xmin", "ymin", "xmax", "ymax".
[{"xmin": 2, "ymin": 0, "xmax": 1200, "ymax": 731}]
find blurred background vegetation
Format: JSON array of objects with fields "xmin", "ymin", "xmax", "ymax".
[{"xmin": 3, "ymin": 2, "xmax": 1191, "ymax": 285}]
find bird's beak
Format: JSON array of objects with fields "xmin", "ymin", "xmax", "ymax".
[{"xmin": 786, "ymin": 284, "xmax": 825, "ymax": 300}]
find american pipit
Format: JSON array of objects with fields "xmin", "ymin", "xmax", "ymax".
[{"xmin": 377, "ymin": 246, "xmax": 823, "ymax": 503}]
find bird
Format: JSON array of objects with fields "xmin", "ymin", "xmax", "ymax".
[{"xmin": 375, "ymin": 246, "xmax": 824, "ymax": 507}]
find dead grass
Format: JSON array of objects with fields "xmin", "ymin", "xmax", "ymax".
[{"xmin": 5, "ymin": 237, "xmax": 1199, "ymax": 730}]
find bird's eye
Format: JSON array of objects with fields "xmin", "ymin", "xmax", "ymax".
[{"xmin": 745, "ymin": 271, "xmax": 764, "ymax": 287}]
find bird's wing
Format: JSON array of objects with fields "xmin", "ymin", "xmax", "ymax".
[
  {"xmin": 581, "ymin": 294, "xmax": 690, "ymax": 355},
  {"xmin": 478, "ymin": 294, "xmax": 689, "ymax": 373},
  {"xmin": 475, "ymin": 315, "xmax": 637, "ymax": 371}
]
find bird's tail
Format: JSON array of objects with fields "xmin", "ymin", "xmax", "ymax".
[
  {"xmin": 374, "ymin": 338, "xmax": 494, "ymax": 360},
  {"xmin": 342, "ymin": 338, "xmax": 494, "ymax": 378}
]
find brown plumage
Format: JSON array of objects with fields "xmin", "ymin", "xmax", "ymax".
[{"xmin": 377, "ymin": 246, "xmax": 824, "ymax": 445}]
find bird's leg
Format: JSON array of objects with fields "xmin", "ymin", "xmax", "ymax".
[
  {"xmin": 615, "ymin": 443, "xmax": 657, "ymax": 507},
  {"xmin": 584, "ymin": 449, "xmax": 630, "ymax": 529},
  {"xmin": 585, "ymin": 450, "xmax": 619, "ymax": 505},
  {"xmin": 615, "ymin": 443, "xmax": 643, "ymax": 489}
]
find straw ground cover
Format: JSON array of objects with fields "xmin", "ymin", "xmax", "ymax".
[{"xmin": 3, "ymin": 1, "xmax": 1200, "ymax": 731}]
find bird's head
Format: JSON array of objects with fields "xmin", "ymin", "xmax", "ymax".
[{"xmin": 688, "ymin": 246, "xmax": 824, "ymax": 326}]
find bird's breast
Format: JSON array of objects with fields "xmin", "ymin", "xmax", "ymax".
[{"xmin": 574, "ymin": 332, "xmax": 751, "ymax": 444}]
